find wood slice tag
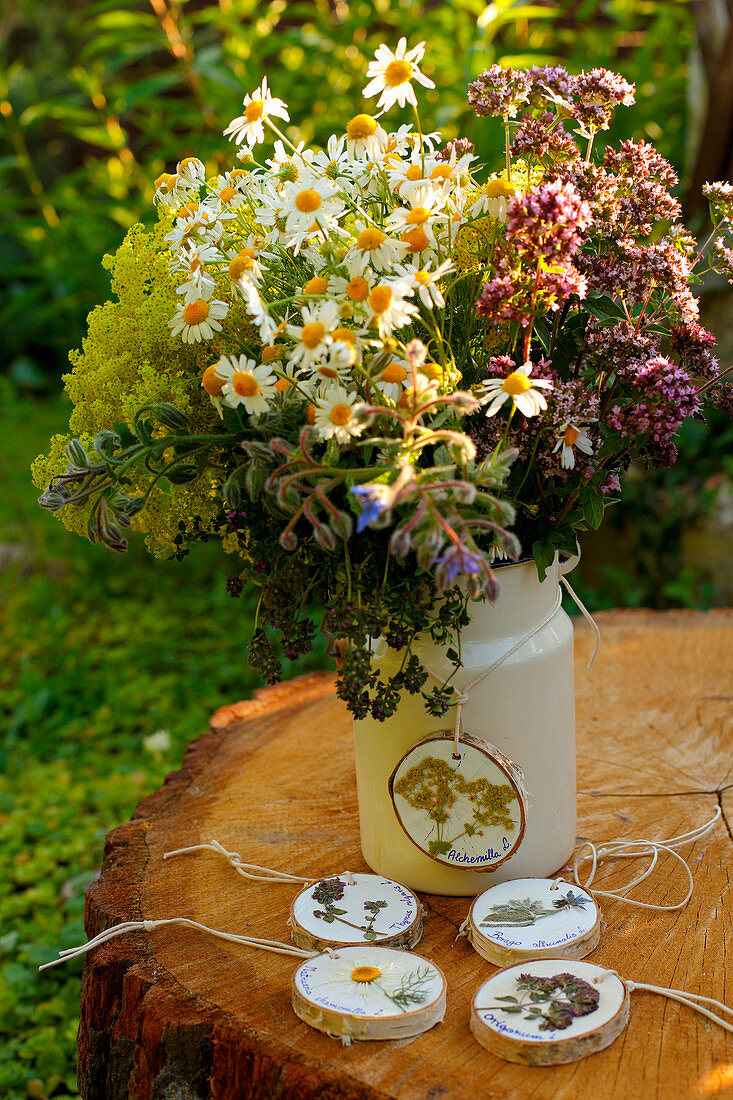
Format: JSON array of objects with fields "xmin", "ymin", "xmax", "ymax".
[
  {"xmin": 466, "ymin": 878, "xmax": 602, "ymax": 966},
  {"xmin": 292, "ymin": 946, "xmax": 447, "ymax": 1042},
  {"xmin": 289, "ymin": 873, "xmax": 423, "ymax": 952},
  {"xmin": 471, "ymin": 959, "xmax": 629, "ymax": 1066},
  {"xmin": 388, "ymin": 732, "xmax": 527, "ymax": 872}
]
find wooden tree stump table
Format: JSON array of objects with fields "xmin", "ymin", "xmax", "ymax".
[{"xmin": 77, "ymin": 610, "xmax": 733, "ymax": 1100}]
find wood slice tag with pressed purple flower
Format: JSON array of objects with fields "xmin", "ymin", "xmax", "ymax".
[
  {"xmin": 388, "ymin": 732, "xmax": 528, "ymax": 872},
  {"xmin": 289, "ymin": 873, "xmax": 423, "ymax": 952},
  {"xmin": 471, "ymin": 959, "xmax": 629, "ymax": 1065},
  {"xmin": 466, "ymin": 878, "xmax": 602, "ymax": 966}
]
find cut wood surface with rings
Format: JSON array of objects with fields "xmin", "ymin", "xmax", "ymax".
[{"xmin": 77, "ymin": 610, "xmax": 733, "ymax": 1100}]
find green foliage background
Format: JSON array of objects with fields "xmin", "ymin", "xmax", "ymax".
[{"xmin": 1, "ymin": 2, "xmax": 732, "ymax": 1096}]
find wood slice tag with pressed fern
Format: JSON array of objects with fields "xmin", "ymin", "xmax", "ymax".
[
  {"xmin": 292, "ymin": 945, "xmax": 447, "ymax": 1042},
  {"xmin": 289, "ymin": 873, "xmax": 423, "ymax": 952},
  {"xmin": 471, "ymin": 959, "xmax": 629, "ymax": 1065},
  {"xmin": 388, "ymin": 732, "xmax": 528, "ymax": 872},
  {"xmin": 466, "ymin": 878, "xmax": 602, "ymax": 966}
]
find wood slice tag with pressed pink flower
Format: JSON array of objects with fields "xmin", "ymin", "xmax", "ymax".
[
  {"xmin": 466, "ymin": 878, "xmax": 602, "ymax": 966},
  {"xmin": 289, "ymin": 873, "xmax": 423, "ymax": 952},
  {"xmin": 471, "ymin": 959, "xmax": 629, "ymax": 1065},
  {"xmin": 388, "ymin": 732, "xmax": 528, "ymax": 872},
  {"xmin": 292, "ymin": 945, "xmax": 447, "ymax": 1043}
]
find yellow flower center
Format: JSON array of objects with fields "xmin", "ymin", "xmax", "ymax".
[
  {"xmin": 318, "ymin": 365, "xmax": 340, "ymax": 380},
  {"xmin": 331, "ymin": 327, "xmax": 357, "ymax": 345},
  {"xmin": 329, "ymin": 403, "xmax": 352, "ymax": 426},
  {"xmin": 232, "ymin": 372, "xmax": 260, "ymax": 397},
  {"xmin": 356, "ymin": 227, "xmax": 386, "ymax": 252},
  {"xmin": 262, "ymin": 344, "xmax": 285, "ymax": 362},
  {"xmin": 406, "ymin": 207, "xmax": 429, "ymax": 225},
  {"xmin": 347, "ymin": 114, "xmax": 378, "ymax": 141},
  {"xmin": 421, "ymin": 360, "xmax": 443, "ymax": 380},
  {"xmin": 274, "ymin": 377, "xmax": 292, "ymax": 392},
  {"xmin": 202, "ymin": 366, "xmax": 225, "ymax": 396},
  {"xmin": 154, "ymin": 172, "xmax": 176, "ymax": 193},
  {"xmin": 414, "ymin": 270, "xmax": 431, "ymax": 285},
  {"xmin": 484, "ymin": 178, "xmax": 515, "ymax": 199},
  {"xmin": 431, "ymin": 164, "xmax": 453, "ymax": 180},
  {"xmin": 303, "ymin": 276, "xmax": 329, "ymax": 296},
  {"xmin": 219, "ymin": 185, "xmax": 236, "ymax": 203},
  {"xmin": 384, "ymin": 59, "xmax": 413, "ymax": 87},
  {"xmin": 295, "ymin": 188, "xmax": 322, "ymax": 213},
  {"xmin": 369, "ymin": 286, "xmax": 392, "ymax": 315},
  {"xmin": 502, "ymin": 371, "xmax": 532, "ymax": 395},
  {"xmin": 564, "ymin": 426, "xmax": 579, "ymax": 446},
  {"xmin": 404, "ymin": 164, "xmax": 423, "ymax": 182},
  {"xmin": 230, "ymin": 169, "xmax": 248, "ymax": 181},
  {"xmin": 401, "ymin": 227, "xmax": 429, "ymax": 252},
  {"xmin": 301, "ymin": 321, "xmax": 326, "ymax": 349},
  {"xmin": 381, "ymin": 362, "xmax": 407, "ymax": 384},
  {"xmin": 182, "ymin": 299, "xmax": 210, "ymax": 325},
  {"xmin": 228, "ymin": 254, "xmax": 254, "ymax": 280},
  {"xmin": 306, "ymin": 403, "xmax": 317, "ymax": 425},
  {"xmin": 178, "ymin": 157, "xmax": 199, "ymax": 172},
  {"xmin": 245, "ymin": 99, "xmax": 264, "ymax": 122},
  {"xmin": 180, "ymin": 201, "xmax": 199, "ymax": 220},
  {"xmin": 350, "ymin": 965, "xmax": 382, "ymax": 983},
  {"xmin": 347, "ymin": 277, "xmax": 370, "ymax": 302}
]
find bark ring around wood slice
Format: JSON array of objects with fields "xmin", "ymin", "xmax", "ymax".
[
  {"xmin": 388, "ymin": 731, "xmax": 528, "ymax": 872},
  {"xmin": 470, "ymin": 959, "xmax": 629, "ymax": 1065},
  {"xmin": 289, "ymin": 873, "xmax": 423, "ymax": 952},
  {"xmin": 465, "ymin": 878, "xmax": 602, "ymax": 966},
  {"xmin": 292, "ymin": 945, "xmax": 447, "ymax": 1042}
]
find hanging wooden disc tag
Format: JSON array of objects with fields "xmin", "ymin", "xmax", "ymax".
[
  {"xmin": 289, "ymin": 873, "xmax": 423, "ymax": 952},
  {"xmin": 388, "ymin": 732, "xmax": 528, "ymax": 872},
  {"xmin": 471, "ymin": 959, "xmax": 629, "ymax": 1065},
  {"xmin": 292, "ymin": 945, "xmax": 446, "ymax": 1042},
  {"xmin": 466, "ymin": 878, "xmax": 602, "ymax": 966}
]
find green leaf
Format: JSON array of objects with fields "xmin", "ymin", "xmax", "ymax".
[
  {"xmin": 532, "ymin": 538, "xmax": 555, "ymax": 583},
  {"xmin": 363, "ymin": 930, "xmax": 377, "ymax": 940},
  {"xmin": 583, "ymin": 494, "xmax": 605, "ymax": 530}
]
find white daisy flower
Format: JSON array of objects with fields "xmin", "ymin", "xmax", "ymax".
[
  {"xmin": 313, "ymin": 386, "xmax": 364, "ymax": 443},
  {"xmin": 344, "ymin": 113, "xmax": 388, "ymax": 161},
  {"xmin": 374, "ymin": 358, "xmax": 410, "ymax": 402},
  {"xmin": 227, "ymin": 240, "xmax": 264, "ymax": 286},
  {"xmin": 394, "ymin": 259, "xmax": 455, "ymax": 309},
  {"xmin": 479, "ymin": 362, "xmax": 554, "ymax": 418},
  {"xmin": 209, "ymin": 171, "xmax": 249, "ymax": 208},
  {"xmin": 351, "ymin": 223, "xmax": 408, "ymax": 272},
  {"xmin": 365, "ymin": 281, "xmax": 418, "ymax": 335},
  {"xmin": 168, "ymin": 293, "xmax": 229, "ymax": 344},
  {"xmin": 223, "ymin": 76, "xmax": 290, "ymax": 147},
  {"xmin": 176, "ymin": 157, "xmax": 206, "ymax": 189},
  {"xmin": 281, "ymin": 176, "xmax": 346, "ymax": 235},
  {"xmin": 216, "ymin": 355, "xmax": 277, "ymax": 417},
  {"xmin": 553, "ymin": 422, "xmax": 594, "ymax": 469},
  {"xmin": 201, "ymin": 362, "xmax": 228, "ymax": 419},
  {"xmin": 238, "ymin": 277, "xmax": 278, "ymax": 343},
  {"xmin": 287, "ymin": 301, "xmax": 342, "ymax": 370},
  {"xmin": 362, "ymin": 38, "xmax": 436, "ymax": 111},
  {"xmin": 468, "ymin": 178, "xmax": 516, "ymax": 222},
  {"xmin": 385, "ymin": 184, "xmax": 450, "ymax": 244},
  {"xmin": 310, "ymin": 340, "xmax": 358, "ymax": 387},
  {"xmin": 153, "ymin": 172, "xmax": 183, "ymax": 207}
]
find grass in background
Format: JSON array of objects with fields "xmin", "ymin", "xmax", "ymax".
[{"xmin": 0, "ymin": 385, "xmax": 327, "ymax": 1098}]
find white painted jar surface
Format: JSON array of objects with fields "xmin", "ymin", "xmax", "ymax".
[{"xmin": 352, "ymin": 556, "xmax": 577, "ymax": 896}]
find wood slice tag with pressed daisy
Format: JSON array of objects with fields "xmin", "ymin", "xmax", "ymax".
[
  {"xmin": 291, "ymin": 945, "xmax": 447, "ymax": 1043},
  {"xmin": 289, "ymin": 873, "xmax": 423, "ymax": 952},
  {"xmin": 388, "ymin": 732, "xmax": 528, "ymax": 872},
  {"xmin": 471, "ymin": 959, "xmax": 629, "ymax": 1066},
  {"xmin": 466, "ymin": 878, "xmax": 602, "ymax": 967}
]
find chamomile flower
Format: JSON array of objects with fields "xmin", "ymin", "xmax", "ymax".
[
  {"xmin": 287, "ymin": 301, "xmax": 342, "ymax": 370},
  {"xmin": 281, "ymin": 176, "xmax": 346, "ymax": 235},
  {"xmin": 238, "ymin": 277, "xmax": 278, "ymax": 343},
  {"xmin": 374, "ymin": 358, "xmax": 410, "ymax": 402},
  {"xmin": 385, "ymin": 185, "xmax": 450, "ymax": 245},
  {"xmin": 227, "ymin": 239, "xmax": 264, "ymax": 286},
  {"xmin": 176, "ymin": 157, "xmax": 206, "ymax": 189},
  {"xmin": 479, "ymin": 362, "xmax": 553, "ymax": 418},
  {"xmin": 469, "ymin": 177, "xmax": 516, "ymax": 221},
  {"xmin": 310, "ymin": 340, "xmax": 358, "ymax": 387},
  {"xmin": 201, "ymin": 362, "xmax": 227, "ymax": 418},
  {"xmin": 553, "ymin": 422, "xmax": 594, "ymax": 469},
  {"xmin": 168, "ymin": 292, "xmax": 229, "ymax": 344},
  {"xmin": 345, "ymin": 114, "xmax": 388, "ymax": 160},
  {"xmin": 395, "ymin": 259, "xmax": 455, "ymax": 308},
  {"xmin": 153, "ymin": 172, "xmax": 182, "ymax": 207},
  {"xmin": 365, "ymin": 281, "xmax": 418, "ymax": 335},
  {"xmin": 169, "ymin": 241, "xmax": 220, "ymax": 301},
  {"xmin": 351, "ymin": 223, "xmax": 408, "ymax": 273},
  {"xmin": 223, "ymin": 77, "xmax": 290, "ymax": 148},
  {"xmin": 362, "ymin": 39, "xmax": 436, "ymax": 111},
  {"xmin": 313, "ymin": 386, "xmax": 365, "ymax": 443},
  {"xmin": 210, "ymin": 171, "xmax": 249, "ymax": 208},
  {"xmin": 217, "ymin": 355, "xmax": 278, "ymax": 417}
]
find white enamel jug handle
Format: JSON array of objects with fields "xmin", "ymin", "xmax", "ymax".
[{"xmin": 558, "ymin": 549, "xmax": 581, "ymax": 577}]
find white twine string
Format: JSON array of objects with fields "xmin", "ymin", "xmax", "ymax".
[
  {"xmin": 39, "ymin": 916, "xmax": 328, "ymax": 971},
  {"xmin": 573, "ymin": 807, "xmax": 721, "ymax": 911},
  {"xmin": 593, "ymin": 969, "xmax": 733, "ymax": 1034},
  {"xmin": 163, "ymin": 839, "xmax": 357, "ymax": 888}
]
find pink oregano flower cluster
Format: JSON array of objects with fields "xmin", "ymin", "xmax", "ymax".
[{"xmin": 461, "ymin": 62, "xmax": 732, "ymax": 569}]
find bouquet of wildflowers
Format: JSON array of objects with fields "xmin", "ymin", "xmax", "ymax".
[{"xmin": 36, "ymin": 40, "xmax": 733, "ymax": 721}]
